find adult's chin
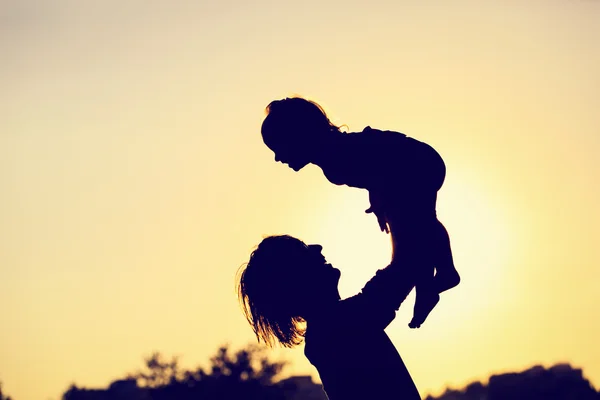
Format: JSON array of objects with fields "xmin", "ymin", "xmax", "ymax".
[{"xmin": 331, "ymin": 267, "xmax": 342, "ymax": 282}]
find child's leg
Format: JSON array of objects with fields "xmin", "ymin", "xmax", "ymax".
[
  {"xmin": 431, "ymin": 219, "xmax": 460, "ymax": 293},
  {"xmin": 408, "ymin": 220, "xmax": 461, "ymax": 328},
  {"xmin": 391, "ymin": 225, "xmax": 439, "ymax": 329},
  {"xmin": 408, "ymin": 266, "xmax": 438, "ymax": 329},
  {"xmin": 424, "ymin": 147, "xmax": 460, "ymax": 293}
]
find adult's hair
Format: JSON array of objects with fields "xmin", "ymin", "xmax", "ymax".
[{"xmin": 237, "ymin": 235, "xmax": 311, "ymax": 348}]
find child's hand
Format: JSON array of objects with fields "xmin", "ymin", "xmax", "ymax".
[
  {"xmin": 365, "ymin": 206, "xmax": 389, "ymax": 233},
  {"xmin": 365, "ymin": 191, "xmax": 389, "ymax": 233}
]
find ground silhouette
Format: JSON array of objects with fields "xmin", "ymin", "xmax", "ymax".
[
  {"xmin": 62, "ymin": 343, "xmax": 293, "ymax": 400},
  {"xmin": 56, "ymin": 342, "xmax": 599, "ymax": 400},
  {"xmin": 0, "ymin": 381, "xmax": 13, "ymax": 400},
  {"xmin": 425, "ymin": 364, "xmax": 599, "ymax": 400}
]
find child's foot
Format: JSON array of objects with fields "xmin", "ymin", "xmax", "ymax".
[
  {"xmin": 434, "ymin": 270, "xmax": 461, "ymax": 293},
  {"xmin": 408, "ymin": 291, "xmax": 440, "ymax": 329}
]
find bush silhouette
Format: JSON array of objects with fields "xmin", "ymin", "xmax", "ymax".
[
  {"xmin": 59, "ymin": 345, "xmax": 599, "ymax": 400},
  {"xmin": 425, "ymin": 364, "xmax": 599, "ymax": 400},
  {"xmin": 62, "ymin": 343, "xmax": 294, "ymax": 400},
  {"xmin": 0, "ymin": 381, "xmax": 13, "ymax": 400}
]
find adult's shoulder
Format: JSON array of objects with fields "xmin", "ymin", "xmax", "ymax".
[{"xmin": 335, "ymin": 294, "xmax": 396, "ymax": 330}]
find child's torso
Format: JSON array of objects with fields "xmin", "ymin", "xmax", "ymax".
[{"xmin": 322, "ymin": 128, "xmax": 444, "ymax": 222}]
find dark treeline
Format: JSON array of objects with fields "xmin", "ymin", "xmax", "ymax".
[
  {"xmin": 5, "ymin": 343, "xmax": 597, "ymax": 400},
  {"xmin": 425, "ymin": 364, "xmax": 599, "ymax": 400},
  {"xmin": 0, "ymin": 381, "xmax": 13, "ymax": 400}
]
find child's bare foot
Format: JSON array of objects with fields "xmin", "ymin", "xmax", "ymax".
[
  {"xmin": 408, "ymin": 291, "xmax": 440, "ymax": 329},
  {"xmin": 434, "ymin": 270, "xmax": 461, "ymax": 293}
]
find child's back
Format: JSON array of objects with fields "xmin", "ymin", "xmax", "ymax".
[{"xmin": 321, "ymin": 128, "xmax": 443, "ymax": 211}]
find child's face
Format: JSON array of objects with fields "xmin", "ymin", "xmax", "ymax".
[{"xmin": 263, "ymin": 129, "xmax": 312, "ymax": 172}]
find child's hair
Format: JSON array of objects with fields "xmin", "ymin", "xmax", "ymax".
[
  {"xmin": 237, "ymin": 235, "xmax": 310, "ymax": 348},
  {"xmin": 261, "ymin": 97, "xmax": 343, "ymax": 142}
]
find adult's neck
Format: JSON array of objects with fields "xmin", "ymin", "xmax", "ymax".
[{"xmin": 302, "ymin": 292, "xmax": 342, "ymax": 322}]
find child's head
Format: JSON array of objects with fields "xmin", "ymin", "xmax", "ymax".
[
  {"xmin": 237, "ymin": 235, "xmax": 341, "ymax": 348},
  {"xmin": 261, "ymin": 97, "xmax": 341, "ymax": 171}
]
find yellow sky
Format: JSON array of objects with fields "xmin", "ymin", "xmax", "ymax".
[{"xmin": 1, "ymin": 0, "xmax": 599, "ymax": 399}]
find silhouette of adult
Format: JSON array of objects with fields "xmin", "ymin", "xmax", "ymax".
[{"xmin": 238, "ymin": 235, "xmax": 421, "ymax": 400}]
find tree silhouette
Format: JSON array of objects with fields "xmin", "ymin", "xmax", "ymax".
[
  {"xmin": 131, "ymin": 352, "xmax": 182, "ymax": 388},
  {"xmin": 201, "ymin": 343, "xmax": 287, "ymax": 385},
  {"xmin": 62, "ymin": 343, "xmax": 291, "ymax": 400},
  {"xmin": 60, "ymin": 344, "xmax": 600, "ymax": 400},
  {"xmin": 0, "ymin": 381, "xmax": 13, "ymax": 400},
  {"xmin": 425, "ymin": 364, "xmax": 600, "ymax": 400}
]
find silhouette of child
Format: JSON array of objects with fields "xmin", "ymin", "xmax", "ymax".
[
  {"xmin": 260, "ymin": 96, "xmax": 460, "ymax": 328},
  {"xmin": 238, "ymin": 235, "xmax": 421, "ymax": 400}
]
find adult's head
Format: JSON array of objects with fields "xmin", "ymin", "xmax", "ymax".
[{"xmin": 237, "ymin": 235, "xmax": 341, "ymax": 347}]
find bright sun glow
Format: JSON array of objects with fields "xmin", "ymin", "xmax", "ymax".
[
  {"xmin": 435, "ymin": 173, "xmax": 516, "ymax": 322},
  {"xmin": 311, "ymin": 171, "xmax": 517, "ymax": 330}
]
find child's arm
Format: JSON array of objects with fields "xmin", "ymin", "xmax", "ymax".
[{"xmin": 365, "ymin": 190, "xmax": 389, "ymax": 233}]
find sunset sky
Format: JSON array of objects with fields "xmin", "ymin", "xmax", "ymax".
[{"xmin": 1, "ymin": 1, "xmax": 599, "ymax": 399}]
